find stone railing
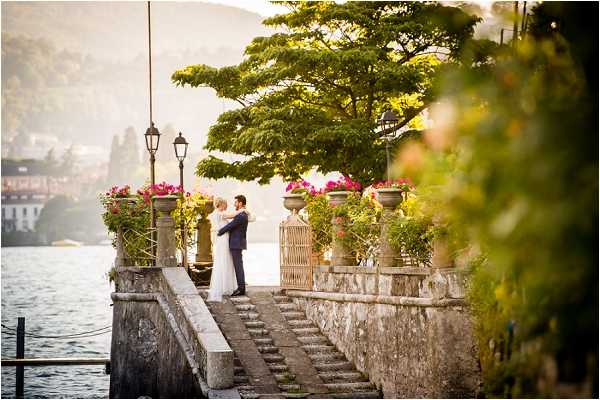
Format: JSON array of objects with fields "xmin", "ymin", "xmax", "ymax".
[
  {"xmin": 286, "ymin": 265, "xmax": 480, "ymax": 398},
  {"xmin": 110, "ymin": 195, "xmax": 236, "ymax": 399}
]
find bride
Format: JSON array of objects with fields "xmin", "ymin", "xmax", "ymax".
[{"xmin": 206, "ymin": 197, "xmax": 252, "ymax": 302}]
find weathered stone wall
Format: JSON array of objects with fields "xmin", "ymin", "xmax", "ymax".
[
  {"xmin": 288, "ymin": 266, "xmax": 480, "ymax": 398},
  {"xmin": 109, "ymin": 267, "xmax": 236, "ymax": 399}
]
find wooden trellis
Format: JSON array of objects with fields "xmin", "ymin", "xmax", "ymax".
[{"xmin": 279, "ymin": 214, "xmax": 313, "ymax": 290}]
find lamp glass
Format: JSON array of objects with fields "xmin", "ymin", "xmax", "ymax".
[
  {"xmin": 145, "ymin": 123, "xmax": 161, "ymax": 153},
  {"xmin": 173, "ymin": 132, "xmax": 188, "ymax": 162}
]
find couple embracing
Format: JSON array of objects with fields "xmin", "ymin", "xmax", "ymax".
[{"xmin": 207, "ymin": 194, "xmax": 254, "ymax": 302}]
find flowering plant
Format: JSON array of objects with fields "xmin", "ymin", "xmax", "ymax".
[
  {"xmin": 372, "ymin": 178, "xmax": 413, "ymax": 192},
  {"xmin": 322, "ymin": 176, "xmax": 362, "ymax": 193},
  {"xmin": 285, "ymin": 179, "xmax": 316, "ymax": 195},
  {"xmin": 100, "ymin": 182, "xmax": 208, "ymax": 267},
  {"xmin": 135, "ymin": 182, "xmax": 185, "ymax": 205}
]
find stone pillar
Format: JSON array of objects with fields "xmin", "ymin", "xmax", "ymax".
[
  {"xmin": 195, "ymin": 216, "xmax": 212, "ymax": 264},
  {"xmin": 153, "ymin": 195, "xmax": 178, "ymax": 267},
  {"xmin": 328, "ymin": 191, "xmax": 355, "ymax": 266},
  {"xmin": 376, "ymin": 189, "xmax": 404, "ymax": 268}
]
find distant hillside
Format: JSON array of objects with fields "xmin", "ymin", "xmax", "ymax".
[
  {"xmin": 1, "ymin": 1, "xmax": 274, "ymax": 160},
  {"xmin": 1, "ymin": 1, "xmax": 271, "ymax": 61}
]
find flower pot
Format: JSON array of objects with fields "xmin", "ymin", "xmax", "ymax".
[
  {"xmin": 283, "ymin": 193, "xmax": 307, "ymax": 214},
  {"xmin": 376, "ymin": 188, "xmax": 404, "ymax": 210},
  {"xmin": 152, "ymin": 195, "xmax": 178, "ymax": 214},
  {"xmin": 327, "ymin": 191, "xmax": 352, "ymax": 206},
  {"xmin": 115, "ymin": 197, "xmax": 138, "ymax": 206}
]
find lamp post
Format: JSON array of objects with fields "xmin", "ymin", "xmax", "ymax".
[
  {"xmin": 378, "ymin": 109, "xmax": 399, "ymax": 182},
  {"xmin": 145, "ymin": 122, "xmax": 161, "ymax": 260},
  {"xmin": 173, "ymin": 132, "xmax": 189, "ymax": 271}
]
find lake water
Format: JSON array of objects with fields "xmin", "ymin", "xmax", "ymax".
[{"xmin": 1, "ymin": 243, "xmax": 279, "ymax": 398}]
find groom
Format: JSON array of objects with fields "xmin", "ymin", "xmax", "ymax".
[{"xmin": 217, "ymin": 194, "xmax": 248, "ymax": 296}]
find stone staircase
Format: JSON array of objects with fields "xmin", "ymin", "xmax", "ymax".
[{"xmin": 200, "ymin": 288, "xmax": 381, "ymax": 399}]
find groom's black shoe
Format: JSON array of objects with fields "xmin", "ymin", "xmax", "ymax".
[{"xmin": 231, "ymin": 288, "xmax": 246, "ymax": 297}]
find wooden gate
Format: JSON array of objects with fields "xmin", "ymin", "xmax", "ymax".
[{"xmin": 279, "ymin": 213, "xmax": 313, "ymax": 290}]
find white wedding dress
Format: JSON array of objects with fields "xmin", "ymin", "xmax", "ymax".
[{"xmin": 206, "ymin": 211, "xmax": 237, "ymax": 302}]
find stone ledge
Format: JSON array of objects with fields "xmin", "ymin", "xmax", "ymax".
[
  {"xmin": 286, "ymin": 290, "xmax": 466, "ymax": 307},
  {"xmin": 316, "ymin": 266, "xmax": 458, "ymax": 276}
]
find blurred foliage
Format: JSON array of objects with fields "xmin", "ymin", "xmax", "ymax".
[
  {"xmin": 394, "ymin": 3, "xmax": 598, "ymax": 396},
  {"xmin": 173, "ymin": 2, "xmax": 481, "ymax": 184}
]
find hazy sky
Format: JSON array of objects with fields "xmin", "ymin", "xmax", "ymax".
[{"xmin": 203, "ymin": 0, "xmax": 288, "ymax": 16}]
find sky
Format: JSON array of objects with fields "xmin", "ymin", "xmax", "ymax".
[{"xmin": 200, "ymin": 0, "xmax": 288, "ymax": 16}]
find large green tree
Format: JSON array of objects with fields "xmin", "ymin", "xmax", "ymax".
[{"xmin": 172, "ymin": 2, "xmax": 479, "ymax": 184}]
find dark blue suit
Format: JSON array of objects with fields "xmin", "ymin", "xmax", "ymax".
[{"xmin": 217, "ymin": 211, "xmax": 248, "ymax": 290}]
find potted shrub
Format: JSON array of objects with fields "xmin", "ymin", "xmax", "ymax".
[
  {"xmin": 283, "ymin": 179, "xmax": 314, "ymax": 213},
  {"xmin": 324, "ymin": 176, "xmax": 362, "ymax": 206},
  {"xmin": 373, "ymin": 178, "xmax": 412, "ymax": 210}
]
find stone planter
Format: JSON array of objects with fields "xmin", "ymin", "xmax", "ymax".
[
  {"xmin": 376, "ymin": 188, "xmax": 404, "ymax": 209},
  {"xmin": 153, "ymin": 195, "xmax": 178, "ymax": 214},
  {"xmin": 376, "ymin": 188, "xmax": 404, "ymax": 268},
  {"xmin": 327, "ymin": 190, "xmax": 352, "ymax": 207},
  {"xmin": 283, "ymin": 193, "xmax": 307, "ymax": 214}
]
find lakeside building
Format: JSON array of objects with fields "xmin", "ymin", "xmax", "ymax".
[{"xmin": 1, "ymin": 159, "xmax": 52, "ymax": 232}]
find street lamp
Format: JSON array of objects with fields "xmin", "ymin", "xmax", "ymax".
[
  {"xmin": 173, "ymin": 131, "xmax": 189, "ymax": 270},
  {"xmin": 145, "ymin": 121, "xmax": 160, "ymax": 260},
  {"xmin": 378, "ymin": 109, "xmax": 399, "ymax": 182}
]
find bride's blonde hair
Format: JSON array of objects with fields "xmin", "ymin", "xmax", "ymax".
[{"xmin": 213, "ymin": 197, "xmax": 227, "ymax": 208}]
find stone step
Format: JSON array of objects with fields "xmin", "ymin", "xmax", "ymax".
[
  {"xmin": 235, "ymin": 303, "xmax": 256, "ymax": 311},
  {"xmin": 296, "ymin": 335, "xmax": 329, "ymax": 345},
  {"xmin": 281, "ymin": 393, "xmax": 310, "ymax": 399},
  {"xmin": 274, "ymin": 373, "xmax": 297, "ymax": 383},
  {"xmin": 280, "ymin": 311, "xmax": 306, "ymax": 320},
  {"xmin": 262, "ymin": 353, "xmax": 285, "ymax": 363},
  {"xmin": 241, "ymin": 393, "xmax": 260, "ymax": 399},
  {"xmin": 236, "ymin": 385, "xmax": 256, "ymax": 391},
  {"xmin": 276, "ymin": 302, "xmax": 298, "ymax": 311},
  {"xmin": 318, "ymin": 371, "xmax": 367, "ymax": 383},
  {"xmin": 257, "ymin": 395, "xmax": 287, "ymax": 399},
  {"xmin": 238, "ymin": 312, "xmax": 260, "ymax": 320},
  {"xmin": 230, "ymin": 296, "xmax": 251, "ymax": 303},
  {"xmin": 248, "ymin": 328, "xmax": 269, "ymax": 336},
  {"xmin": 313, "ymin": 361, "xmax": 354, "ymax": 372},
  {"xmin": 308, "ymin": 352, "xmax": 347, "ymax": 362},
  {"xmin": 301, "ymin": 344, "xmax": 336, "ymax": 354},
  {"xmin": 272, "ymin": 295, "xmax": 292, "ymax": 303},
  {"xmin": 268, "ymin": 363, "xmax": 289, "ymax": 373},
  {"xmin": 291, "ymin": 327, "xmax": 320, "ymax": 335},
  {"xmin": 324, "ymin": 382, "xmax": 376, "ymax": 393},
  {"xmin": 257, "ymin": 345, "xmax": 280, "ymax": 354},
  {"xmin": 245, "ymin": 320, "xmax": 265, "ymax": 329},
  {"xmin": 234, "ymin": 375, "xmax": 250, "ymax": 384},
  {"xmin": 329, "ymin": 391, "xmax": 381, "ymax": 399},
  {"xmin": 287, "ymin": 320, "xmax": 314, "ymax": 328},
  {"xmin": 278, "ymin": 383, "xmax": 301, "ymax": 391},
  {"xmin": 253, "ymin": 337, "xmax": 274, "ymax": 346}
]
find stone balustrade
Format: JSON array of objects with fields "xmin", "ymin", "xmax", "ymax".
[
  {"xmin": 110, "ymin": 195, "xmax": 237, "ymax": 398},
  {"xmin": 286, "ymin": 265, "xmax": 480, "ymax": 398}
]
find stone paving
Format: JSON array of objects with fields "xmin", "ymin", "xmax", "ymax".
[{"xmin": 199, "ymin": 287, "xmax": 381, "ymax": 399}]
